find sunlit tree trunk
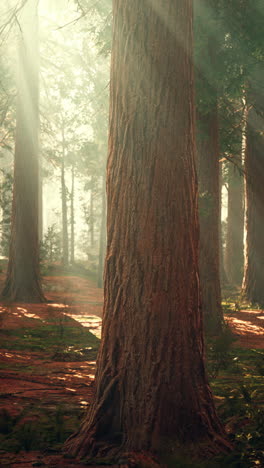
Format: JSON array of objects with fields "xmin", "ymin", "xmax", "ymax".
[
  {"xmin": 243, "ymin": 101, "xmax": 264, "ymax": 305},
  {"xmin": 90, "ymin": 181, "xmax": 95, "ymax": 248},
  {"xmin": 38, "ymin": 154, "xmax": 43, "ymax": 242},
  {"xmin": 61, "ymin": 125, "xmax": 69, "ymax": 267},
  {"xmin": 97, "ymin": 173, "xmax": 106, "ymax": 288},
  {"xmin": 225, "ymin": 156, "xmax": 244, "ymax": 286},
  {"xmin": 219, "ymin": 161, "xmax": 228, "ymax": 287},
  {"xmin": 65, "ymin": 0, "xmax": 230, "ymax": 462},
  {"xmin": 1, "ymin": 0, "xmax": 45, "ymax": 303},
  {"xmin": 70, "ymin": 163, "xmax": 75, "ymax": 264},
  {"xmin": 198, "ymin": 102, "xmax": 223, "ymax": 333}
]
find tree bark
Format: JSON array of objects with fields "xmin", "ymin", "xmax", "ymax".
[
  {"xmin": 38, "ymin": 153, "xmax": 43, "ymax": 242},
  {"xmin": 61, "ymin": 125, "xmax": 69, "ymax": 267},
  {"xmin": 198, "ymin": 103, "xmax": 223, "ymax": 333},
  {"xmin": 70, "ymin": 163, "xmax": 75, "ymax": 265},
  {"xmin": 1, "ymin": 0, "xmax": 45, "ymax": 303},
  {"xmin": 97, "ymin": 173, "xmax": 106, "ymax": 288},
  {"xmin": 219, "ymin": 161, "xmax": 229, "ymax": 287},
  {"xmin": 242, "ymin": 102, "xmax": 264, "ymax": 305},
  {"xmin": 225, "ymin": 156, "xmax": 244, "ymax": 286},
  {"xmin": 90, "ymin": 181, "xmax": 95, "ymax": 248},
  {"xmin": 65, "ymin": 0, "xmax": 230, "ymax": 462}
]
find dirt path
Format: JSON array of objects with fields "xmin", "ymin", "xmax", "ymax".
[
  {"xmin": 225, "ymin": 308, "xmax": 264, "ymax": 349},
  {"xmin": 0, "ymin": 274, "xmax": 263, "ymax": 467}
]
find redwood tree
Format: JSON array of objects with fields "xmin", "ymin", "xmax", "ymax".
[
  {"xmin": 195, "ymin": 1, "xmax": 223, "ymax": 333},
  {"xmin": 65, "ymin": 0, "xmax": 230, "ymax": 462},
  {"xmin": 197, "ymin": 102, "xmax": 223, "ymax": 332},
  {"xmin": 1, "ymin": 0, "xmax": 45, "ymax": 302},
  {"xmin": 243, "ymin": 91, "xmax": 264, "ymax": 305}
]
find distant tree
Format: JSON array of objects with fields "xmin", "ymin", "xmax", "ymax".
[
  {"xmin": 1, "ymin": 0, "xmax": 45, "ymax": 302},
  {"xmin": 0, "ymin": 170, "xmax": 13, "ymax": 256},
  {"xmin": 65, "ymin": 0, "xmax": 230, "ymax": 462},
  {"xmin": 40, "ymin": 224, "xmax": 62, "ymax": 263},
  {"xmin": 224, "ymin": 157, "xmax": 244, "ymax": 286},
  {"xmin": 195, "ymin": 0, "xmax": 223, "ymax": 332},
  {"xmin": 243, "ymin": 73, "xmax": 264, "ymax": 305},
  {"xmin": 220, "ymin": 96, "xmax": 245, "ymax": 288}
]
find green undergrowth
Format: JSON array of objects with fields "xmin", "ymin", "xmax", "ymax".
[
  {"xmin": 41, "ymin": 262, "xmax": 98, "ymax": 282},
  {"xmin": 0, "ymin": 404, "xmax": 84, "ymax": 453},
  {"xmin": 0, "ymin": 318, "xmax": 99, "ymax": 358},
  {"xmin": 202, "ymin": 327, "xmax": 264, "ymax": 467},
  {"xmin": 163, "ymin": 343, "xmax": 264, "ymax": 467}
]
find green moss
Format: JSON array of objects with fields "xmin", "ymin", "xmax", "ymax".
[
  {"xmin": 0, "ymin": 405, "xmax": 84, "ymax": 453},
  {"xmin": 0, "ymin": 320, "xmax": 99, "ymax": 354}
]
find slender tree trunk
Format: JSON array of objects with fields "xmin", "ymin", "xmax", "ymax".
[
  {"xmin": 97, "ymin": 173, "xmax": 106, "ymax": 288},
  {"xmin": 61, "ymin": 126, "xmax": 69, "ymax": 267},
  {"xmin": 65, "ymin": 1, "xmax": 230, "ymax": 462},
  {"xmin": 198, "ymin": 102, "xmax": 223, "ymax": 333},
  {"xmin": 70, "ymin": 163, "xmax": 75, "ymax": 265},
  {"xmin": 219, "ymin": 161, "xmax": 229, "ymax": 287},
  {"xmin": 38, "ymin": 153, "xmax": 43, "ymax": 242},
  {"xmin": 225, "ymin": 155, "xmax": 244, "ymax": 286},
  {"xmin": 242, "ymin": 102, "xmax": 264, "ymax": 304},
  {"xmin": 1, "ymin": 0, "xmax": 45, "ymax": 303},
  {"xmin": 90, "ymin": 183, "xmax": 95, "ymax": 248}
]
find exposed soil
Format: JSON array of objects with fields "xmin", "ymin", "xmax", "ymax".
[
  {"xmin": 0, "ymin": 273, "xmax": 263, "ymax": 467},
  {"xmin": 225, "ymin": 308, "xmax": 264, "ymax": 349}
]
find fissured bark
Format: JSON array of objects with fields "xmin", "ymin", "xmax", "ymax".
[
  {"xmin": 65, "ymin": 0, "xmax": 230, "ymax": 462},
  {"xmin": 243, "ymin": 102, "xmax": 264, "ymax": 305}
]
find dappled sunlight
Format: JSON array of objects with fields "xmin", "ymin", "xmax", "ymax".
[
  {"xmin": 64, "ymin": 312, "xmax": 102, "ymax": 338},
  {"xmin": 17, "ymin": 307, "xmax": 42, "ymax": 320},
  {"xmin": 0, "ymin": 351, "xmax": 32, "ymax": 360},
  {"xmin": 80, "ymin": 400, "xmax": 89, "ymax": 406},
  {"xmin": 73, "ymin": 373, "xmax": 85, "ymax": 379},
  {"xmin": 48, "ymin": 303, "xmax": 69, "ymax": 309},
  {"xmin": 227, "ymin": 317, "xmax": 263, "ymax": 336}
]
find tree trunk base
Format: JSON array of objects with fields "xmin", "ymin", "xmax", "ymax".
[{"xmin": 64, "ymin": 431, "xmax": 233, "ymax": 467}]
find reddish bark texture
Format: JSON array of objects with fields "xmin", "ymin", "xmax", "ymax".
[
  {"xmin": 243, "ymin": 104, "xmax": 264, "ymax": 305},
  {"xmin": 1, "ymin": 0, "xmax": 45, "ymax": 303},
  {"xmin": 65, "ymin": 0, "xmax": 229, "ymax": 461},
  {"xmin": 198, "ymin": 103, "xmax": 223, "ymax": 332}
]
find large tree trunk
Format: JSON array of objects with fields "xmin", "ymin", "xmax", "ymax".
[
  {"xmin": 242, "ymin": 102, "xmax": 264, "ymax": 305},
  {"xmin": 65, "ymin": 0, "xmax": 230, "ymax": 462},
  {"xmin": 225, "ymin": 156, "xmax": 244, "ymax": 286},
  {"xmin": 1, "ymin": 0, "xmax": 45, "ymax": 303},
  {"xmin": 198, "ymin": 103, "xmax": 223, "ymax": 333}
]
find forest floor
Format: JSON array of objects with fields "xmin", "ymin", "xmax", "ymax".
[{"xmin": 0, "ymin": 272, "xmax": 263, "ymax": 467}]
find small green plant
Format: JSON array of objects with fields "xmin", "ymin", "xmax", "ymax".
[
  {"xmin": 206, "ymin": 323, "xmax": 237, "ymax": 378},
  {"xmin": 40, "ymin": 224, "xmax": 62, "ymax": 264}
]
